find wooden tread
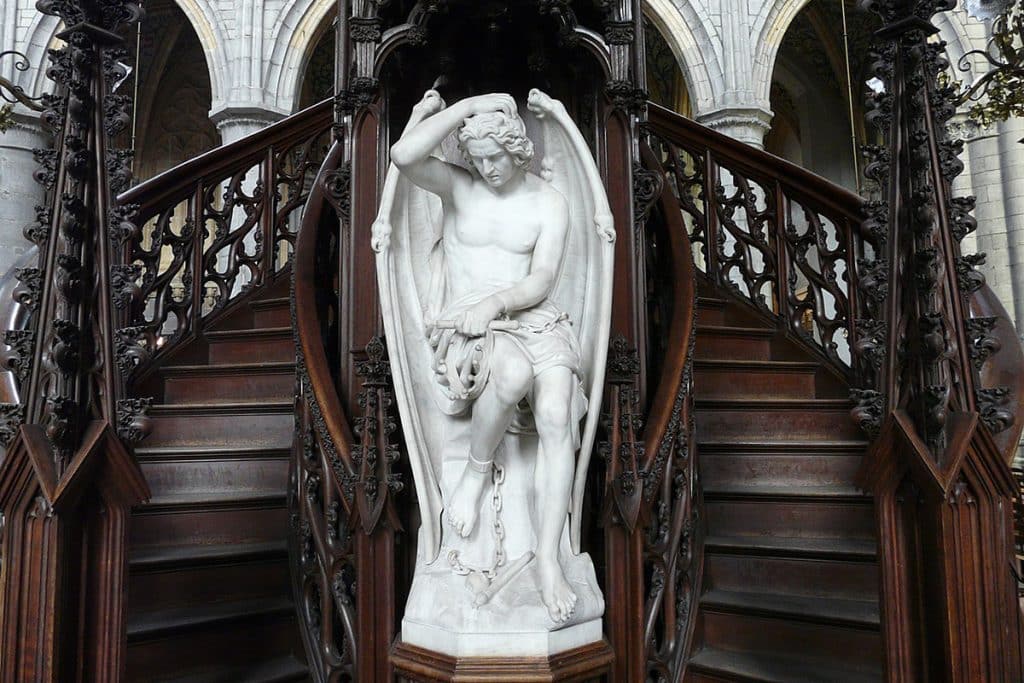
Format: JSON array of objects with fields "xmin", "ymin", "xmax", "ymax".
[
  {"xmin": 701, "ymin": 589, "xmax": 880, "ymax": 629},
  {"xmin": 704, "ymin": 535, "xmax": 877, "ymax": 561},
  {"xmin": 127, "ymin": 597, "xmax": 295, "ymax": 642},
  {"xmin": 688, "ymin": 647, "xmax": 881, "ymax": 683},
  {"xmin": 160, "ymin": 656, "xmax": 307, "ymax": 683},
  {"xmin": 129, "ymin": 540, "xmax": 287, "ymax": 571},
  {"xmin": 703, "ymin": 483, "xmax": 869, "ymax": 501}
]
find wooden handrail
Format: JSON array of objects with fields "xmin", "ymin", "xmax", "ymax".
[
  {"xmin": 638, "ymin": 140, "xmax": 703, "ymax": 680},
  {"xmin": 293, "ymin": 140, "xmax": 354, "ymax": 491},
  {"xmin": 647, "ymin": 103, "xmax": 864, "ymax": 223},
  {"xmin": 110, "ymin": 99, "xmax": 333, "ymax": 377},
  {"xmin": 119, "ymin": 100, "xmax": 333, "ymax": 210},
  {"xmin": 971, "ymin": 284, "xmax": 1024, "ymax": 465}
]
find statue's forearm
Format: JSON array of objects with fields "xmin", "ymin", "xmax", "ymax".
[
  {"xmin": 492, "ymin": 271, "xmax": 555, "ymax": 314},
  {"xmin": 391, "ymin": 101, "xmax": 470, "ymax": 167}
]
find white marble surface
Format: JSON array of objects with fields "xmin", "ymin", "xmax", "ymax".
[{"xmin": 376, "ymin": 89, "xmax": 615, "ymax": 654}]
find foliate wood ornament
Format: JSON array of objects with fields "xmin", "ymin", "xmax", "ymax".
[
  {"xmin": 854, "ymin": 0, "xmax": 1024, "ymax": 677},
  {"xmin": 0, "ymin": 0, "xmax": 151, "ymax": 679}
]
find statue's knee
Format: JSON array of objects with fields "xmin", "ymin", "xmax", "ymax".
[{"xmin": 533, "ymin": 393, "xmax": 571, "ymax": 433}]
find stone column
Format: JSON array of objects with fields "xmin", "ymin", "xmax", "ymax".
[
  {"xmin": 207, "ymin": 105, "xmax": 285, "ymax": 300},
  {"xmin": 696, "ymin": 105, "xmax": 774, "ymax": 149},
  {"xmin": 0, "ymin": 111, "xmax": 48, "ymax": 279},
  {"xmin": 998, "ymin": 116, "xmax": 1024, "ymax": 335},
  {"xmin": 210, "ymin": 106, "xmax": 286, "ymax": 146}
]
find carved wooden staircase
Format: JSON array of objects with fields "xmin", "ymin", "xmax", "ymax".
[
  {"xmin": 686, "ymin": 287, "xmax": 882, "ymax": 682},
  {"xmin": 123, "ymin": 276, "xmax": 308, "ymax": 682},
  {"xmin": 87, "ymin": 96, "xmax": 1020, "ymax": 681}
]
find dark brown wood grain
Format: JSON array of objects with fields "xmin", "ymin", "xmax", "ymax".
[{"xmin": 391, "ymin": 640, "xmax": 614, "ymax": 682}]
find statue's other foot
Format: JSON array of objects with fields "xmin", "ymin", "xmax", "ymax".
[
  {"xmin": 445, "ymin": 464, "xmax": 490, "ymax": 538},
  {"xmin": 538, "ymin": 557, "xmax": 577, "ymax": 624}
]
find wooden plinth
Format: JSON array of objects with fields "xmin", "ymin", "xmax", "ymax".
[{"xmin": 391, "ymin": 639, "xmax": 615, "ymax": 682}]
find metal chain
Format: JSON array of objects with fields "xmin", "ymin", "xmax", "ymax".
[{"xmin": 447, "ymin": 462, "xmax": 506, "ymax": 582}]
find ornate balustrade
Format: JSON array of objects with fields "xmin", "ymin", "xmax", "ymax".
[
  {"xmin": 114, "ymin": 100, "xmax": 332, "ymax": 375},
  {"xmin": 646, "ymin": 104, "xmax": 879, "ymax": 379},
  {"xmin": 291, "ymin": 140, "xmax": 358, "ymax": 682}
]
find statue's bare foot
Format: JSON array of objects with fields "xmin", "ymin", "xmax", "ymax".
[
  {"xmin": 538, "ymin": 557, "xmax": 577, "ymax": 623},
  {"xmin": 445, "ymin": 464, "xmax": 490, "ymax": 537}
]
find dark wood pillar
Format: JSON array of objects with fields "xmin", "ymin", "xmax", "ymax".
[
  {"xmin": 0, "ymin": 0, "xmax": 151, "ymax": 679},
  {"xmin": 852, "ymin": 0, "xmax": 1024, "ymax": 677}
]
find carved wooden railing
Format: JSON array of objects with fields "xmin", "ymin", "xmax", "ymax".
[
  {"xmin": 646, "ymin": 103, "xmax": 880, "ymax": 380},
  {"xmin": 636, "ymin": 142, "xmax": 701, "ymax": 680},
  {"xmin": 113, "ymin": 100, "xmax": 332, "ymax": 375},
  {"xmin": 291, "ymin": 140, "xmax": 357, "ymax": 682}
]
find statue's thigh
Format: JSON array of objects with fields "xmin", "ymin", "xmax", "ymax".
[{"xmin": 488, "ymin": 335, "xmax": 533, "ymax": 403}]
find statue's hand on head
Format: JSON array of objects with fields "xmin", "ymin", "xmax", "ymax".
[
  {"xmin": 412, "ymin": 89, "xmax": 447, "ymax": 117},
  {"xmin": 462, "ymin": 93, "xmax": 518, "ymax": 118}
]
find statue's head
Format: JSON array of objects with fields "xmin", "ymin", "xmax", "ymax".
[{"xmin": 458, "ymin": 111, "xmax": 534, "ymax": 188}]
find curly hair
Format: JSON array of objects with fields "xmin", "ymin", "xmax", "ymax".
[{"xmin": 457, "ymin": 111, "xmax": 535, "ymax": 169}]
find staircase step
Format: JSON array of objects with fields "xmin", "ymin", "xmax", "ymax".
[
  {"xmin": 696, "ymin": 325, "xmax": 775, "ymax": 360},
  {"xmin": 687, "ymin": 647, "xmax": 881, "ymax": 683},
  {"xmin": 161, "ymin": 362, "xmax": 294, "ymax": 403},
  {"xmin": 160, "ymin": 656, "xmax": 307, "ymax": 683},
  {"xmin": 128, "ymin": 545, "xmax": 290, "ymax": 615},
  {"xmin": 134, "ymin": 444, "xmax": 291, "ymax": 463},
  {"xmin": 705, "ymin": 535, "xmax": 877, "ymax": 561},
  {"xmin": 140, "ymin": 455, "xmax": 288, "ymax": 505},
  {"xmin": 697, "ymin": 609, "xmax": 881, "ymax": 677},
  {"xmin": 705, "ymin": 498, "xmax": 874, "ymax": 542},
  {"xmin": 698, "ymin": 439, "xmax": 867, "ymax": 453},
  {"xmin": 694, "ymin": 360, "xmax": 820, "ymax": 399},
  {"xmin": 125, "ymin": 597, "xmax": 300, "ymax": 682},
  {"xmin": 704, "ymin": 553, "xmax": 879, "ymax": 603},
  {"xmin": 251, "ymin": 297, "xmax": 291, "ymax": 326},
  {"xmin": 146, "ymin": 402, "xmax": 293, "ymax": 449},
  {"xmin": 696, "ymin": 295, "xmax": 766, "ymax": 326},
  {"xmin": 205, "ymin": 327, "xmax": 295, "ymax": 363},
  {"xmin": 127, "ymin": 596, "xmax": 295, "ymax": 642},
  {"xmin": 695, "ymin": 398, "xmax": 860, "ymax": 441},
  {"xmin": 131, "ymin": 496, "xmax": 287, "ymax": 549},
  {"xmin": 703, "ymin": 483, "xmax": 868, "ymax": 501},
  {"xmin": 701, "ymin": 589, "xmax": 879, "ymax": 629},
  {"xmin": 701, "ymin": 452, "xmax": 863, "ymax": 490},
  {"xmin": 130, "ymin": 540, "xmax": 287, "ymax": 570}
]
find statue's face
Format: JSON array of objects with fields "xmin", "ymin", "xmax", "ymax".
[{"xmin": 464, "ymin": 138, "xmax": 519, "ymax": 188}]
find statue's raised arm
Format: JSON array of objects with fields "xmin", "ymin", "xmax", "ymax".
[{"xmin": 374, "ymin": 87, "xmax": 614, "ymax": 656}]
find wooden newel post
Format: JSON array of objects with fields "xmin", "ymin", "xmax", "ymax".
[
  {"xmin": 0, "ymin": 0, "xmax": 151, "ymax": 679},
  {"xmin": 851, "ymin": 0, "xmax": 1024, "ymax": 678}
]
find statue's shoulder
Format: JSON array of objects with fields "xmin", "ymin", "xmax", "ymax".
[{"xmin": 526, "ymin": 173, "xmax": 568, "ymax": 208}]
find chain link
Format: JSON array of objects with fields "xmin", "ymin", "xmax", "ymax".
[{"xmin": 447, "ymin": 462, "xmax": 506, "ymax": 583}]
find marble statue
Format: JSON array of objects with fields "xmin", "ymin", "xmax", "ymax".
[{"xmin": 373, "ymin": 88, "xmax": 614, "ymax": 656}]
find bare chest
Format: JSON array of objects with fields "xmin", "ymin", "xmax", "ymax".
[{"xmin": 450, "ymin": 194, "xmax": 542, "ymax": 254}]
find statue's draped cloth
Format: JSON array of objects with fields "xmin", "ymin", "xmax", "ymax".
[{"xmin": 426, "ymin": 269, "xmax": 589, "ymax": 444}]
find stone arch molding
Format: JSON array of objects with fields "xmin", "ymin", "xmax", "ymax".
[
  {"xmin": 265, "ymin": 0, "xmax": 335, "ymax": 113},
  {"xmin": 750, "ymin": 0, "xmax": 814, "ymax": 105},
  {"xmin": 643, "ymin": 0, "xmax": 723, "ymax": 113},
  {"xmin": 171, "ymin": 0, "xmax": 334, "ymax": 117},
  {"xmin": 171, "ymin": 0, "xmax": 226, "ymax": 106},
  {"xmin": 13, "ymin": 13, "xmax": 62, "ymax": 101}
]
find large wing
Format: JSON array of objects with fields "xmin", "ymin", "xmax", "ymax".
[
  {"xmin": 373, "ymin": 126, "xmax": 448, "ymax": 563},
  {"xmin": 529, "ymin": 89, "xmax": 616, "ymax": 554}
]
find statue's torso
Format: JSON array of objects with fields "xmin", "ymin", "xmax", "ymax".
[{"xmin": 443, "ymin": 175, "xmax": 547, "ymax": 300}]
